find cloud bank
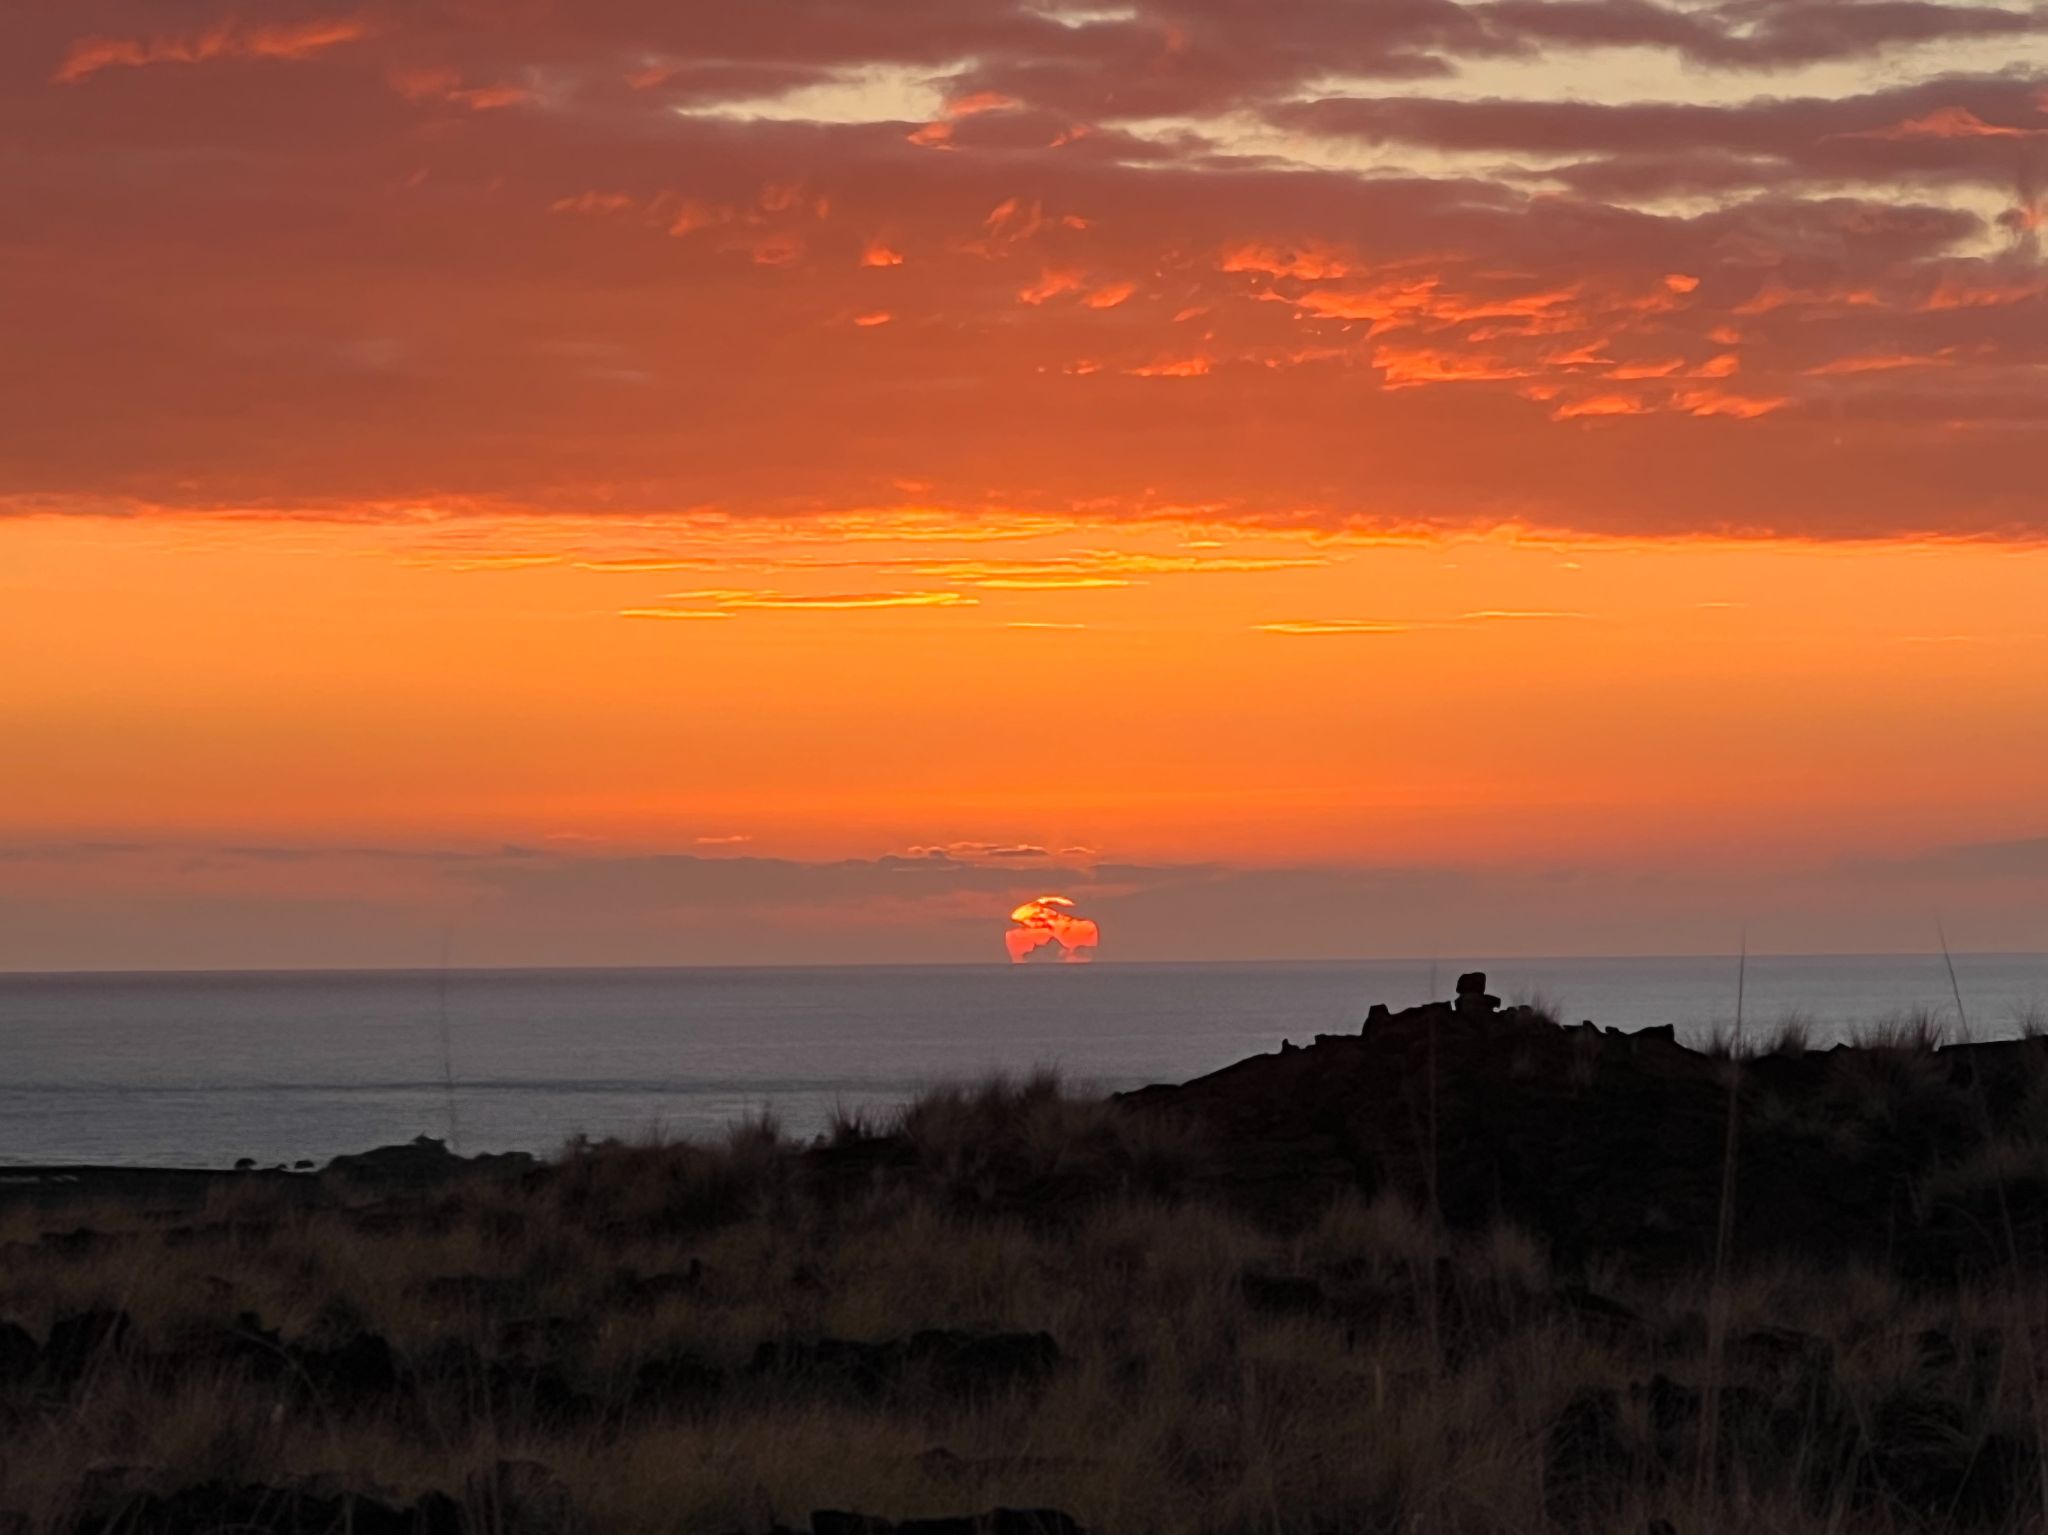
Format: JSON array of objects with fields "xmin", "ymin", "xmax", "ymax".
[
  {"xmin": 1, "ymin": 0, "xmax": 2043, "ymax": 539},
  {"xmin": 4, "ymin": 836, "xmax": 2045, "ymax": 970}
]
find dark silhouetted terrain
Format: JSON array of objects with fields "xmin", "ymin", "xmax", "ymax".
[{"xmin": 7, "ymin": 982, "xmax": 2048, "ymax": 1533}]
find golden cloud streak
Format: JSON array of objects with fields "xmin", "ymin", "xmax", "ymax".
[
  {"xmin": 1257, "ymin": 620, "xmax": 1412, "ymax": 636},
  {"xmin": 667, "ymin": 588, "xmax": 979, "ymax": 610}
]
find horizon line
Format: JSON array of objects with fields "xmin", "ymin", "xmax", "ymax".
[{"xmin": 5, "ymin": 950, "xmax": 2046, "ymax": 982}]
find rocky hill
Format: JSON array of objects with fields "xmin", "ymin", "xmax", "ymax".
[{"xmin": 1119, "ymin": 973, "xmax": 2048, "ymax": 1276}]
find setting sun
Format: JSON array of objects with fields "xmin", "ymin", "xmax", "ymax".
[{"xmin": 1005, "ymin": 896, "xmax": 1102, "ymax": 964}]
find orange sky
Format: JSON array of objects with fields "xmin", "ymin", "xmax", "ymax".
[{"xmin": 2, "ymin": 2, "xmax": 2045, "ymax": 966}]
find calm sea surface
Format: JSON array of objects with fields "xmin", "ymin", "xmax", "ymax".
[{"xmin": 3, "ymin": 956, "xmax": 2045, "ymax": 1167}]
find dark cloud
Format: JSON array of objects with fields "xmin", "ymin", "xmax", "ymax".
[{"xmin": 1846, "ymin": 836, "xmax": 2048, "ymax": 879}]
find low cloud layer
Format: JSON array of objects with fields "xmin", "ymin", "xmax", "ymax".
[
  {"xmin": 3, "ymin": 836, "xmax": 2043, "ymax": 971},
  {"xmin": 2, "ymin": 1, "xmax": 2043, "ymax": 539}
]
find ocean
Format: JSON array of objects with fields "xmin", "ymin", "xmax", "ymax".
[{"xmin": 3, "ymin": 955, "xmax": 2045, "ymax": 1168}]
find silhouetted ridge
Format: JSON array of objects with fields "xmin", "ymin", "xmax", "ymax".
[{"xmin": 1118, "ymin": 974, "xmax": 2048, "ymax": 1274}]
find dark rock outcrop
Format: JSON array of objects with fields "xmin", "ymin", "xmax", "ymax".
[
  {"xmin": 751, "ymin": 1330, "xmax": 1061, "ymax": 1399},
  {"xmin": 67, "ymin": 1481, "xmax": 461, "ymax": 1535},
  {"xmin": 43, "ymin": 1308, "xmax": 133, "ymax": 1385},
  {"xmin": 1239, "ymin": 1271, "xmax": 1327, "ymax": 1315},
  {"xmin": 1118, "ymin": 990, "xmax": 2048, "ymax": 1271},
  {"xmin": 294, "ymin": 1330, "xmax": 401, "ymax": 1403},
  {"xmin": 610, "ymin": 1260, "xmax": 705, "ymax": 1308},
  {"xmin": 413, "ymin": 1273, "xmax": 535, "ymax": 1312},
  {"xmin": 631, "ymin": 1348, "xmax": 726, "ymax": 1410},
  {"xmin": 0, "ymin": 1321, "xmax": 39, "ymax": 1386},
  {"xmin": 323, "ymin": 1136, "xmax": 534, "ymax": 1192},
  {"xmin": 811, "ymin": 1512, "xmax": 1084, "ymax": 1535},
  {"xmin": 1454, "ymin": 970, "xmax": 1501, "ymax": 1015}
]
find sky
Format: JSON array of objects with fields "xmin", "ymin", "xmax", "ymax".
[{"xmin": 2, "ymin": 0, "xmax": 2046, "ymax": 968}]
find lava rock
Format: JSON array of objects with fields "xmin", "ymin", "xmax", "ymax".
[
  {"xmin": 1455, "ymin": 971, "xmax": 1501, "ymax": 1015},
  {"xmin": 1240, "ymin": 1272, "xmax": 1327, "ymax": 1315},
  {"xmin": 751, "ymin": 1331, "xmax": 1059, "ymax": 1399},
  {"xmin": 323, "ymin": 1136, "xmax": 534, "ymax": 1192},
  {"xmin": 490, "ymin": 1360, "xmax": 596, "ymax": 1422},
  {"xmin": 631, "ymin": 1348, "xmax": 726, "ymax": 1409},
  {"xmin": 413, "ymin": 1273, "xmax": 534, "ymax": 1312},
  {"xmin": 910, "ymin": 1330, "xmax": 1060, "ymax": 1394},
  {"xmin": 44, "ymin": 1308, "xmax": 132, "ymax": 1384},
  {"xmin": 71, "ymin": 1481, "xmax": 462, "ymax": 1535},
  {"xmin": 0, "ymin": 1321, "xmax": 39, "ymax": 1386},
  {"xmin": 611, "ymin": 1261, "xmax": 705, "ymax": 1308},
  {"xmin": 294, "ymin": 1331, "xmax": 399, "ymax": 1403},
  {"xmin": 812, "ymin": 1512, "xmax": 1084, "ymax": 1535}
]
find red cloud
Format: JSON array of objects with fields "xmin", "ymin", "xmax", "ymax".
[
  {"xmin": 1848, "ymin": 107, "xmax": 2048, "ymax": 141},
  {"xmin": 1019, "ymin": 267, "xmax": 1086, "ymax": 304},
  {"xmin": 55, "ymin": 15, "xmax": 370, "ymax": 84},
  {"xmin": 389, "ymin": 67, "xmax": 534, "ymax": 111},
  {"xmin": 1222, "ymin": 240, "xmax": 1356, "ymax": 279}
]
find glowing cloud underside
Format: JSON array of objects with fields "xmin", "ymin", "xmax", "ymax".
[{"xmin": 1006, "ymin": 895, "xmax": 1101, "ymax": 964}]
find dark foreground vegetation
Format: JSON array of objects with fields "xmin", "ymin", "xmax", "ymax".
[{"xmin": 8, "ymin": 979, "xmax": 2048, "ymax": 1533}]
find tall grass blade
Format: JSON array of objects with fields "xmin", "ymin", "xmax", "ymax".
[
  {"xmin": 1939, "ymin": 914, "xmax": 2048, "ymax": 1529},
  {"xmin": 1699, "ymin": 933, "xmax": 1746, "ymax": 1499},
  {"xmin": 437, "ymin": 923, "xmax": 462, "ymax": 1153}
]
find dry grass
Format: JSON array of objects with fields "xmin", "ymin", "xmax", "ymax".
[
  {"xmin": 2011, "ymin": 1000, "xmax": 2048, "ymax": 1042},
  {"xmin": 1506, "ymin": 991, "xmax": 1565, "ymax": 1029},
  {"xmin": 5, "ymin": 1074, "xmax": 2048, "ymax": 1533},
  {"xmin": 1697, "ymin": 1005, "xmax": 1953, "ymax": 1061}
]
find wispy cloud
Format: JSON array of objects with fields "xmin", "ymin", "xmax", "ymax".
[
  {"xmin": 1256, "ymin": 619, "xmax": 1413, "ymax": 636},
  {"xmin": 1257, "ymin": 609, "xmax": 1588, "ymax": 634},
  {"xmin": 55, "ymin": 15, "xmax": 372, "ymax": 84},
  {"xmin": 662, "ymin": 588, "xmax": 979, "ymax": 611}
]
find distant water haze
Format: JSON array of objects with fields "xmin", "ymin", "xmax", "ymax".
[{"xmin": 3, "ymin": 955, "xmax": 2045, "ymax": 1168}]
